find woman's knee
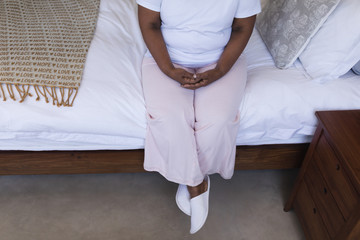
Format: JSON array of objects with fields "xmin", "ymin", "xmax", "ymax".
[
  {"xmin": 147, "ymin": 107, "xmax": 195, "ymax": 128},
  {"xmin": 195, "ymin": 111, "xmax": 240, "ymax": 131}
]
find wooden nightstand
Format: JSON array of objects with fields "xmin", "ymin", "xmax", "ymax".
[{"xmin": 284, "ymin": 110, "xmax": 360, "ymax": 240}]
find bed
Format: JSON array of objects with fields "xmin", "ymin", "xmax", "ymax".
[{"xmin": 1, "ymin": 0, "xmax": 360, "ymax": 175}]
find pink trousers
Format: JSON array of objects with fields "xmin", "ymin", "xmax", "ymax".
[{"xmin": 141, "ymin": 57, "xmax": 247, "ymax": 186}]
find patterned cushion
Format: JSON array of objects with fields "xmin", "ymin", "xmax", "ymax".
[{"xmin": 256, "ymin": 0, "xmax": 340, "ymax": 69}]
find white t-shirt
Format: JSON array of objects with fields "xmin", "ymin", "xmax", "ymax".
[{"xmin": 137, "ymin": 0, "xmax": 261, "ymax": 67}]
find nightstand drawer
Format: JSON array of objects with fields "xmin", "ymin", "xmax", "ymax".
[
  {"xmin": 314, "ymin": 135, "xmax": 359, "ymax": 220},
  {"xmin": 305, "ymin": 160, "xmax": 344, "ymax": 238},
  {"xmin": 294, "ymin": 181, "xmax": 330, "ymax": 240}
]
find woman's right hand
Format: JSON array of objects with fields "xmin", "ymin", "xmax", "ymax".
[{"xmin": 166, "ymin": 67, "xmax": 196, "ymax": 86}]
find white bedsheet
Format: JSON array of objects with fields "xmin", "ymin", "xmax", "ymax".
[{"xmin": 1, "ymin": 0, "xmax": 360, "ymax": 151}]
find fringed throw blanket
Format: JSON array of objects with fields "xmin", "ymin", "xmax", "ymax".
[{"xmin": 0, "ymin": 0, "xmax": 100, "ymax": 107}]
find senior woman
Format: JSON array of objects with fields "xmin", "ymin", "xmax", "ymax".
[{"xmin": 137, "ymin": 0, "xmax": 260, "ymax": 234}]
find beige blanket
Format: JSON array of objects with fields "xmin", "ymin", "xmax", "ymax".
[{"xmin": 0, "ymin": 0, "xmax": 100, "ymax": 107}]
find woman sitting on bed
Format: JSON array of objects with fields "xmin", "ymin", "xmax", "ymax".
[{"xmin": 137, "ymin": 0, "xmax": 260, "ymax": 234}]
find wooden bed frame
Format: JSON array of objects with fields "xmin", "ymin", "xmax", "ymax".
[{"xmin": 0, "ymin": 143, "xmax": 308, "ymax": 175}]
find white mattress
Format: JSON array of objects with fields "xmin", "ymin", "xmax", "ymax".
[{"xmin": 1, "ymin": 0, "xmax": 360, "ymax": 151}]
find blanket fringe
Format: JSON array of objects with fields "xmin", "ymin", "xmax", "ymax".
[{"xmin": 0, "ymin": 83, "xmax": 78, "ymax": 107}]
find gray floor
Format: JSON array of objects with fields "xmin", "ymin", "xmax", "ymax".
[{"xmin": 0, "ymin": 169, "xmax": 305, "ymax": 240}]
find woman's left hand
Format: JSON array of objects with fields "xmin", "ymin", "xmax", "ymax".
[{"xmin": 181, "ymin": 68, "xmax": 224, "ymax": 90}]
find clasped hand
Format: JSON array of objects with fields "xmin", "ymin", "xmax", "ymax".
[{"xmin": 168, "ymin": 68, "xmax": 223, "ymax": 90}]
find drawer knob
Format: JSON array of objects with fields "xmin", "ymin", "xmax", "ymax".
[
  {"xmin": 323, "ymin": 187, "xmax": 327, "ymax": 194},
  {"xmin": 336, "ymin": 164, "xmax": 340, "ymax": 171},
  {"xmin": 313, "ymin": 208, "xmax": 317, "ymax": 214}
]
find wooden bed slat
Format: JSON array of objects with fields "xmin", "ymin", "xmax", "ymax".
[
  {"xmin": 235, "ymin": 144, "xmax": 308, "ymax": 170},
  {"xmin": 0, "ymin": 144, "xmax": 308, "ymax": 175}
]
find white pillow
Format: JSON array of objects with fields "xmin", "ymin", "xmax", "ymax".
[
  {"xmin": 353, "ymin": 60, "xmax": 360, "ymax": 75},
  {"xmin": 299, "ymin": 0, "xmax": 360, "ymax": 82}
]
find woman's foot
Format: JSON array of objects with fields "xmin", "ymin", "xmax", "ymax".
[
  {"xmin": 175, "ymin": 178, "xmax": 209, "ymax": 216},
  {"xmin": 175, "ymin": 184, "xmax": 191, "ymax": 215},
  {"xmin": 187, "ymin": 178, "xmax": 208, "ymax": 199},
  {"xmin": 189, "ymin": 176, "xmax": 210, "ymax": 234}
]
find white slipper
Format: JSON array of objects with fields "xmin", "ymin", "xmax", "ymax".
[
  {"xmin": 190, "ymin": 176, "xmax": 210, "ymax": 234},
  {"xmin": 175, "ymin": 184, "xmax": 191, "ymax": 216}
]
